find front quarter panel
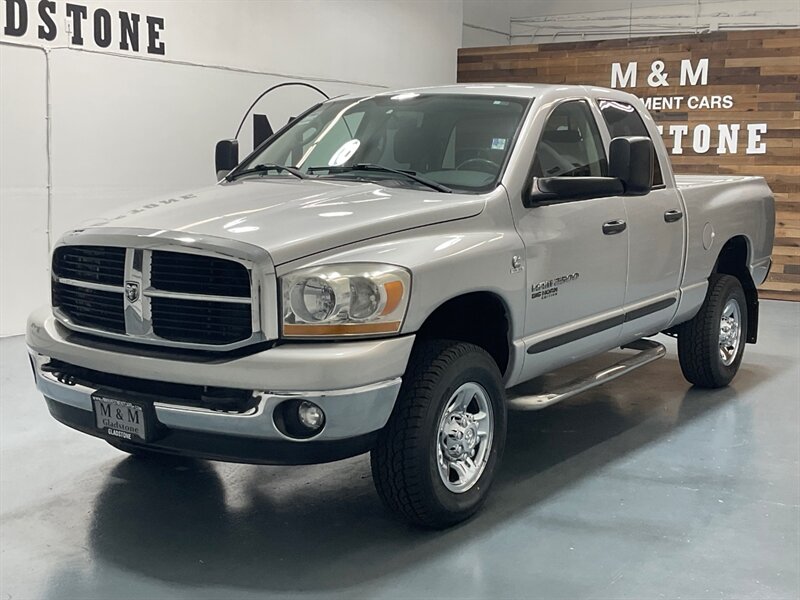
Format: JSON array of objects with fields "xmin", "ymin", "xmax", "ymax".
[{"xmin": 275, "ymin": 192, "xmax": 527, "ymax": 354}]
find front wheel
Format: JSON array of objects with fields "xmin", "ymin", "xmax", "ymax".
[
  {"xmin": 370, "ymin": 340, "xmax": 507, "ymax": 529},
  {"xmin": 678, "ymin": 274, "xmax": 748, "ymax": 388}
]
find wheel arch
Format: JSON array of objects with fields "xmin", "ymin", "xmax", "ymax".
[
  {"xmin": 413, "ymin": 291, "xmax": 513, "ymax": 377},
  {"xmin": 712, "ymin": 235, "xmax": 759, "ymax": 343}
]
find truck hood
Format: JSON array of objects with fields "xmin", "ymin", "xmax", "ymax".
[{"xmin": 84, "ymin": 178, "xmax": 485, "ymax": 265}]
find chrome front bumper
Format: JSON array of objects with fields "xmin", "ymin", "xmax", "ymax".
[
  {"xmin": 27, "ymin": 307, "xmax": 413, "ymax": 463},
  {"xmin": 30, "ymin": 352, "xmax": 401, "ymax": 441}
]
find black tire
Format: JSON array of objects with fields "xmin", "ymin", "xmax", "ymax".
[
  {"xmin": 370, "ymin": 340, "xmax": 507, "ymax": 529},
  {"xmin": 677, "ymin": 274, "xmax": 747, "ymax": 388}
]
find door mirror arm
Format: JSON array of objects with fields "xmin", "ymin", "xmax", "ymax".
[
  {"xmin": 526, "ymin": 176, "xmax": 625, "ymax": 206},
  {"xmin": 524, "ymin": 177, "xmax": 559, "ymax": 207}
]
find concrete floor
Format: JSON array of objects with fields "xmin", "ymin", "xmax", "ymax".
[{"xmin": 1, "ymin": 300, "xmax": 798, "ymax": 600}]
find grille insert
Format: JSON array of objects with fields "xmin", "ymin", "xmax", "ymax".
[
  {"xmin": 52, "ymin": 246, "xmax": 126, "ymax": 286},
  {"xmin": 151, "ymin": 297, "xmax": 252, "ymax": 345},
  {"xmin": 52, "ymin": 282, "xmax": 126, "ymax": 333},
  {"xmin": 151, "ymin": 251, "xmax": 251, "ymax": 297}
]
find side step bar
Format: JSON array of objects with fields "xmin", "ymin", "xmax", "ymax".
[{"xmin": 506, "ymin": 339, "xmax": 667, "ymax": 411}]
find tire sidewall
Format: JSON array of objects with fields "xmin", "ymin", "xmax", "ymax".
[
  {"xmin": 421, "ymin": 348, "xmax": 507, "ymax": 522},
  {"xmin": 709, "ymin": 277, "xmax": 748, "ymax": 383}
]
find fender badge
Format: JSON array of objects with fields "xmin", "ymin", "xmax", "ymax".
[{"xmin": 511, "ymin": 255, "xmax": 523, "ymax": 274}]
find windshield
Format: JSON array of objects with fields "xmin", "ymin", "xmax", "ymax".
[{"xmin": 236, "ymin": 93, "xmax": 531, "ymax": 193}]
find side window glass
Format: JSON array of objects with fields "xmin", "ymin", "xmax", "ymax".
[
  {"xmin": 598, "ymin": 99, "xmax": 664, "ymax": 187},
  {"xmin": 532, "ymin": 101, "xmax": 607, "ymax": 178}
]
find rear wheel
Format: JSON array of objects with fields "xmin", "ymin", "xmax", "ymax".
[
  {"xmin": 371, "ymin": 340, "xmax": 507, "ymax": 529},
  {"xmin": 678, "ymin": 274, "xmax": 747, "ymax": 388}
]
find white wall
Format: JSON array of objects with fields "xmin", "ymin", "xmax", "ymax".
[
  {"xmin": 463, "ymin": 0, "xmax": 800, "ymax": 47},
  {"xmin": 0, "ymin": 45, "xmax": 50, "ymax": 337},
  {"xmin": 0, "ymin": 0, "xmax": 463, "ymax": 336},
  {"xmin": 462, "ymin": 0, "xmax": 516, "ymax": 47}
]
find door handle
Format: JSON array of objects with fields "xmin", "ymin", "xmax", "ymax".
[
  {"xmin": 664, "ymin": 209, "xmax": 683, "ymax": 223},
  {"xmin": 602, "ymin": 219, "xmax": 627, "ymax": 235}
]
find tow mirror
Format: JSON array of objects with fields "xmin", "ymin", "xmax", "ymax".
[
  {"xmin": 526, "ymin": 136, "xmax": 654, "ymax": 206},
  {"xmin": 215, "ymin": 139, "xmax": 239, "ymax": 180},
  {"xmin": 609, "ymin": 136, "xmax": 654, "ymax": 196},
  {"xmin": 253, "ymin": 114, "xmax": 274, "ymax": 149}
]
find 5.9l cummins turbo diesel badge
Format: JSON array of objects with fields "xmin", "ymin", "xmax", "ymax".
[{"xmin": 531, "ymin": 272, "xmax": 579, "ymax": 300}]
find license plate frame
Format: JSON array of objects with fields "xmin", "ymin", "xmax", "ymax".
[{"xmin": 92, "ymin": 394, "xmax": 150, "ymax": 442}]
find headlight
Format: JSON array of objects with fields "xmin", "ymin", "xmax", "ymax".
[{"xmin": 281, "ymin": 263, "xmax": 411, "ymax": 338}]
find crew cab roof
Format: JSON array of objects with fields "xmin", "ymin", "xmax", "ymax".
[{"xmin": 333, "ymin": 83, "xmax": 640, "ymax": 103}]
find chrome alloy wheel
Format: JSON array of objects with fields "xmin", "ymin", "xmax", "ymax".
[
  {"xmin": 719, "ymin": 298, "xmax": 742, "ymax": 367},
  {"xmin": 436, "ymin": 382, "xmax": 494, "ymax": 494}
]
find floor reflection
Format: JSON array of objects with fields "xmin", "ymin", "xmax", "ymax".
[{"xmin": 84, "ymin": 353, "xmax": 770, "ymax": 592}]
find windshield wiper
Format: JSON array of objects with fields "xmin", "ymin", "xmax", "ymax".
[
  {"xmin": 308, "ymin": 163, "xmax": 452, "ymax": 193},
  {"xmin": 227, "ymin": 163, "xmax": 306, "ymax": 181}
]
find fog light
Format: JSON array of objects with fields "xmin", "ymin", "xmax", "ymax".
[{"xmin": 297, "ymin": 401, "xmax": 325, "ymax": 430}]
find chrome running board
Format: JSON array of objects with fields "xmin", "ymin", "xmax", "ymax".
[{"xmin": 506, "ymin": 339, "xmax": 667, "ymax": 411}]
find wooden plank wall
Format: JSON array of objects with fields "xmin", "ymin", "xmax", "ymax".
[{"xmin": 458, "ymin": 29, "xmax": 800, "ymax": 301}]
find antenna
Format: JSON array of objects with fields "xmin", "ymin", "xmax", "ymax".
[{"xmin": 233, "ymin": 81, "xmax": 330, "ymax": 140}]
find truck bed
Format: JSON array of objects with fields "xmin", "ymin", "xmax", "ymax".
[
  {"xmin": 674, "ymin": 174, "xmax": 763, "ymax": 189},
  {"xmin": 674, "ymin": 173, "xmax": 774, "ymax": 290}
]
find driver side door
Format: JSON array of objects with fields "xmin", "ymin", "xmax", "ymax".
[{"xmin": 515, "ymin": 99, "xmax": 629, "ymax": 381}]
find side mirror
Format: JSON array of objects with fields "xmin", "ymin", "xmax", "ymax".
[
  {"xmin": 215, "ymin": 139, "xmax": 239, "ymax": 180},
  {"xmin": 609, "ymin": 136, "xmax": 654, "ymax": 196}
]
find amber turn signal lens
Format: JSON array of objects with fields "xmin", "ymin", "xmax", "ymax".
[{"xmin": 381, "ymin": 280, "xmax": 404, "ymax": 316}]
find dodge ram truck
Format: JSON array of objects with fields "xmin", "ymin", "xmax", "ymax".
[{"xmin": 27, "ymin": 84, "xmax": 775, "ymax": 528}]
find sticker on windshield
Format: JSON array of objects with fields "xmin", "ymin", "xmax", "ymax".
[
  {"xmin": 328, "ymin": 139, "xmax": 361, "ymax": 166},
  {"xmin": 491, "ymin": 138, "xmax": 507, "ymax": 150}
]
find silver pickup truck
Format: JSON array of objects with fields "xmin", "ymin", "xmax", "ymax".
[{"xmin": 27, "ymin": 84, "xmax": 774, "ymax": 528}]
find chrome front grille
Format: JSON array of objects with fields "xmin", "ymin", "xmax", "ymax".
[{"xmin": 51, "ymin": 244, "xmax": 265, "ymax": 349}]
